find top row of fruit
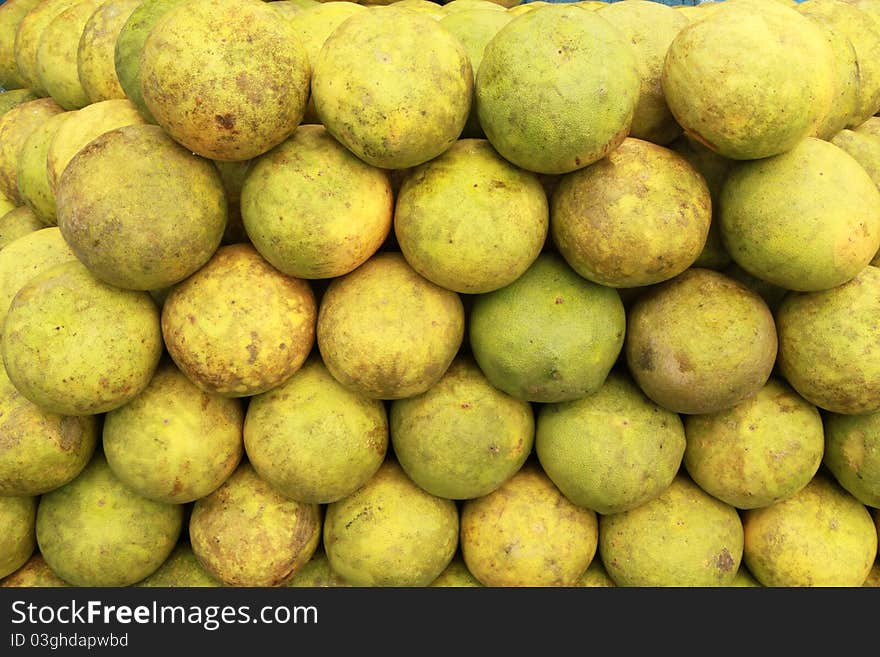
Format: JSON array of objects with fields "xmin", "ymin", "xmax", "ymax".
[{"xmin": 1, "ymin": 0, "xmax": 878, "ymax": 177}]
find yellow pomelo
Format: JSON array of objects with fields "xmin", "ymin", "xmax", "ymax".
[
  {"xmin": 683, "ymin": 377, "xmax": 825, "ymax": 510},
  {"xmin": 34, "ymin": 0, "xmax": 106, "ymax": 110},
  {"xmin": 161, "ymin": 243, "xmax": 317, "ymax": 398},
  {"xmin": 103, "ymin": 359, "xmax": 244, "ymax": 504},
  {"xmin": 442, "ymin": 0, "xmax": 507, "ymax": 13},
  {"xmin": 469, "ymin": 252, "xmax": 624, "ymax": 403},
  {"xmin": 0, "ymin": 226, "xmax": 75, "ymax": 328},
  {"xmin": 599, "ymin": 472, "xmax": 744, "ymax": 586},
  {"xmin": 823, "ymin": 409, "xmax": 880, "ymax": 508},
  {"xmin": 141, "ymin": 0, "xmax": 310, "ymax": 161},
  {"xmin": 624, "ymin": 267, "xmax": 778, "ymax": 415},
  {"xmin": 55, "ymin": 123, "xmax": 228, "ymax": 290},
  {"xmin": 438, "ymin": 7, "xmax": 513, "ymax": 138},
  {"xmin": 323, "ymin": 458, "xmax": 459, "ymax": 587},
  {"xmin": 1, "ymin": 554, "xmax": 71, "ymax": 587},
  {"xmin": 36, "ymin": 452, "xmax": 183, "ymax": 587},
  {"xmin": 0, "ymin": 356, "xmax": 97, "ymax": 497},
  {"xmin": 719, "ymin": 137, "xmax": 880, "ymax": 292},
  {"xmin": 316, "ymin": 251, "xmax": 465, "ymax": 400},
  {"xmin": 597, "ymin": 0, "xmax": 689, "ymax": 145},
  {"xmin": 240, "ymin": 124, "xmax": 392, "ymax": 279},
  {"xmin": 476, "ymin": 5, "xmax": 640, "ymax": 174},
  {"xmin": 574, "ymin": 558, "xmax": 616, "ymax": 587},
  {"xmin": 243, "ymin": 355, "xmax": 388, "ymax": 504},
  {"xmin": 394, "ymin": 138, "xmax": 548, "ymax": 294},
  {"xmin": 286, "ymin": 548, "xmax": 351, "ymax": 587},
  {"xmin": 390, "ymin": 353, "xmax": 535, "ymax": 500},
  {"xmin": 743, "ymin": 472, "xmax": 878, "ymax": 586},
  {"xmin": 551, "ymin": 137, "xmax": 711, "ymax": 288},
  {"xmin": 312, "ymin": 6, "xmax": 473, "ymax": 169},
  {"xmin": 188, "ymin": 461, "xmax": 322, "ymax": 586},
  {"xmin": 0, "ymin": 96, "xmax": 63, "ymax": 204},
  {"xmin": 113, "ymin": 0, "xmax": 188, "ymax": 123},
  {"xmin": 2, "ymin": 259, "xmax": 163, "ymax": 416},
  {"xmin": 535, "ymin": 368, "xmax": 686, "ymax": 515},
  {"xmin": 13, "ymin": 0, "xmax": 81, "ymax": 96},
  {"xmin": 429, "ymin": 557, "xmax": 483, "ymax": 587},
  {"xmin": 136, "ymin": 543, "xmax": 223, "ymax": 587},
  {"xmin": 390, "ymin": 0, "xmax": 444, "ymax": 19},
  {"xmin": 0, "ymin": 206, "xmax": 42, "ymax": 249},
  {"xmin": 76, "ymin": 0, "xmax": 142, "ymax": 104},
  {"xmin": 460, "ymin": 459, "xmax": 598, "ymax": 587},
  {"xmin": 775, "ymin": 265, "xmax": 880, "ymax": 415},
  {"xmin": 662, "ymin": 0, "xmax": 835, "ymax": 160},
  {"xmin": 0, "ymin": 495, "xmax": 36, "ymax": 579},
  {"xmin": 284, "ymin": 1, "xmax": 366, "ymax": 124},
  {"xmin": 796, "ymin": 0, "xmax": 861, "ymax": 138},
  {"xmin": 46, "ymin": 97, "xmax": 146, "ymax": 193},
  {"xmin": 0, "ymin": 88, "xmax": 39, "ymax": 115},
  {"xmin": 15, "ymin": 110, "xmax": 71, "ymax": 225},
  {"xmin": 0, "ymin": 0, "xmax": 44, "ymax": 89},
  {"xmin": 728, "ymin": 566, "xmax": 762, "ymax": 587},
  {"xmin": 830, "ymin": 128, "xmax": 880, "ymax": 188}
]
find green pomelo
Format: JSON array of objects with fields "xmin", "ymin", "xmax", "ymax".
[
  {"xmin": 468, "ymin": 252, "xmax": 625, "ymax": 403},
  {"xmin": 55, "ymin": 123, "xmax": 228, "ymax": 290},
  {"xmin": 243, "ymin": 355, "xmax": 388, "ymax": 504},
  {"xmin": 475, "ymin": 4, "xmax": 640, "ymax": 174},
  {"xmin": 2, "ymin": 259, "xmax": 163, "ymax": 416},
  {"xmin": 683, "ymin": 377, "xmax": 825, "ymax": 510},
  {"xmin": 76, "ymin": 0, "xmax": 142, "ymax": 104},
  {"xmin": 286, "ymin": 548, "xmax": 351, "ymax": 587},
  {"xmin": 624, "ymin": 267, "xmax": 778, "ymax": 415},
  {"xmin": 136, "ymin": 543, "xmax": 224, "ymax": 587},
  {"xmin": 390, "ymin": 354, "xmax": 534, "ymax": 500},
  {"xmin": 0, "ymin": 88, "xmax": 39, "ymax": 115},
  {"xmin": 535, "ymin": 368, "xmax": 686, "ymax": 515},
  {"xmin": 15, "ymin": 110, "xmax": 72, "ymax": 226},
  {"xmin": 36, "ymin": 452, "xmax": 183, "ymax": 587},
  {"xmin": 103, "ymin": 359, "xmax": 244, "ymax": 504},
  {"xmin": 823, "ymin": 409, "xmax": 880, "ymax": 508},
  {"xmin": 0, "ymin": 495, "xmax": 36, "ymax": 579},
  {"xmin": 0, "ymin": 554, "xmax": 71, "ymax": 587}
]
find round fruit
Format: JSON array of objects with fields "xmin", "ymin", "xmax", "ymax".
[
  {"xmin": 76, "ymin": 0, "xmax": 143, "ymax": 104},
  {"xmin": 136, "ymin": 542, "xmax": 223, "ymax": 587},
  {"xmin": 0, "ymin": 206, "xmax": 42, "ymax": 250},
  {"xmin": 742, "ymin": 472, "xmax": 878, "ymax": 586},
  {"xmin": 311, "ymin": 5, "xmax": 473, "ymax": 169},
  {"xmin": 624, "ymin": 267, "xmax": 778, "ymax": 415},
  {"xmin": 0, "ymin": 97, "xmax": 64, "ymax": 205},
  {"xmin": 1, "ymin": 554, "xmax": 70, "ymax": 587},
  {"xmin": 535, "ymin": 368, "xmax": 686, "ymax": 515},
  {"xmin": 316, "ymin": 251, "xmax": 464, "ymax": 400},
  {"xmin": 468, "ymin": 252, "xmax": 625, "ymax": 403},
  {"xmin": 15, "ymin": 111, "xmax": 72, "ymax": 226},
  {"xmin": 323, "ymin": 458, "xmax": 459, "ymax": 587},
  {"xmin": 0, "ymin": 495, "xmax": 36, "ymax": 579},
  {"xmin": 12, "ymin": 0, "xmax": 81, "ymax": 96},
  {"xmin": 394, "ymin": 138, "xmax": 548, "ymax": 294},
  {"xmin": 599, "ymin": 472, "xmax": 744, "ymax": 586},
  {"xmin": 460, "ymin": 460, "xmax": 598, "ymax": 587},
  {"xmin": 475, "ymin": 4, "xmax": 640, "ymax": 174},
  {"xmin": 823, "ymin": 409, "xmax": 880, "ymax": 508},
  {"xmin": 286, "ymin": 548, "xmax": 351, "ymax": 588}
]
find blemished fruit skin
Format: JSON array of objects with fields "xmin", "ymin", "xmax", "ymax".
[
  {"xmin": 135, "ymin": 543, "xmax": 223, "ymax": 587},
  {"xmin": 624, "ymin": 267, "xmax": 778, "ymax": 415},
  {"xmin": 719, "ymin": 137, "xmax": 880, "ymax": 292},
  {"xmin": 599, "ymin": 472, "xmax": 744, "ymax": 587},
  {"xmin": 468, "ymin": 252, "xmax": 626, "ymax": 403},
  {"xmin": 244, "ymin": 355, "xmax": 388, "ymax": 505},
  {"xmin": 536, "ymin": 368, "xmax": 686, "ymax": 515},
  {"xmin": 240, "ymin": 124, "xmax": 393, "ymax": 280},
  {"xmin": 286, "ymin": 548, "xmax": 351, "ymax": 588},
  {"xmin": 76, "ymin": 0, "xmax": 143, "ymax": 105},
  {"xmin": 316, "ymin": 251, "xmax": 465, "ymax": 401},
  {"xmin": 0, "ymin": 494, "xmax": 37, "ymax": 580},
  {"xmin": 0, "ymin": 0, "xmax": 44, "ymax": 90},
  {"xmin": 0, "ymin": 357, "xmax": 98, "ymax": 497},
  {"xmin": 2, "ymin": 259, "xmax": 164, "ymax": 416},
  {"xmin": 13, "ymin": 0, "xmax": 82, "ymax": 97},
  {"xmin": 683, "ymin": 378, "xmax": 825, "ymax": 510},
  {"xmin": 56, "ymin": 123, "xmax": 228, "ymax": 291},
  {"xmin": 661, "ymin": 0, "xmax": 835, "ymax": 160},
  {"xmin": 394, "ymin": 138, "xmax": 548, "ymax": 295},
  {"xmin": 140, "ymin": 0, "xmax": 311, "ymax": 161},
  {"xmin": 103, "ymin": 360, "xmax": 244, "ymax": 505},
  {"xmin": 35, "ymin": 453, "xmax": 184, "ymax": 587},
  {"xmin": 15, "ymin": 111, "xmax": 72, "ymax": 226},
  {"xmin": 390, "ymin": 354, "xmax": 534, "ymax": 501},
  {"xmin": 161, "ymin": 243, "xmax": 317, "ymax": 398},
  {"xmin": 460, "ymin": 460, "xmax": 599, "ymax": 587},
  {"xmin": 0, "ymin": 97, "xmax": 64, "ymax": 205},
  {"xmin": 188, "ymin": 461, "xmax": 322, "ymax": 587},
  {"xmin": 475, "ymin": 5, "xmax": 641, "ymax": 174},
  {"xmin": 742, "ymin": 472, "xmax": 878, "ymax": 587},
  {"xmin": 311, "ymin": 6, "xmax": 473, "ymax": 170},
  {"xmin": 323, "ymin": 459, "xmax": 459, "ymax": 587},
  {"xmin": 823, "ymin": 410, "xmax": 880, "ymax": 508},
  {"xmin": 1, "ymin": 554, "xmax": 71, "ymax": 587},
  {"xmin": 775, "ymin": 265, "xmax": 880, "ymax": 415},
  {"xmin": 550, "ymin": 137, "xmax": 712, "ymax": 289}
]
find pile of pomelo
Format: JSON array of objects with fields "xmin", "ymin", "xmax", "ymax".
[{"xmin": 1, "ymin": 0, "xmax": 879, "ymax": 588}]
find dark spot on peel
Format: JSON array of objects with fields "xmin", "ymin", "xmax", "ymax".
[{"xmin": 215, "ymin": 113, "xmax": 236, "ymax": 130}]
